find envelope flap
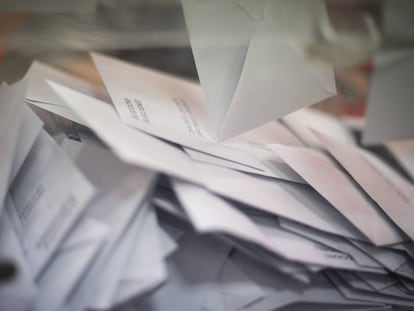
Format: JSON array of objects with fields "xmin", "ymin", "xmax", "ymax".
[
  {"xmin": 219, "ymin": 23, "xmax": 334, "ymax": 140},
  {"xmin": 181, "ymin": 0, "xmax": 256, "ymax": 138}
]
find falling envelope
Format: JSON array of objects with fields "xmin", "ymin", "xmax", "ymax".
[{"xmin": 181, "ymin": 0, "xmax": 336, "ymax": 139}]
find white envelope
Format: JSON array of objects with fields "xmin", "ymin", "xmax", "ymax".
[
  {"xmin": 91, "ymin": 52, "xmax": 286, "ymax": 171},
  {"xmin": 182, "ymin": 0, "xmax": 336, "ymax": 139},
  {"xmin": 192, "ymin": 162, "xmax": 367, "ymax": 240},
  {"xmin": 33, "ymin": 218, "xmax": 108, "ymax": 311},
  {"xmin": 273, "ymin": 144, "xmax": 406, "ymax": 246},
  {"xmin": 172, "ymin": 180, "xmax": 375, "ymax": 270},
  {"xmin": 32, "ymin": 59, "xmax": 306, "ymax": 177},
  {"xmin": 48, "ymin": 81, "xmax": 201, "ymax": 184},
  {"xmin": 313, "ymin": 129, "xmax": 414, "ymax": 241},
  {"xmin": 91, "ymin": 52, "xmax": 213, "ymax": 141},
  {"xmin": 169, "ymin": 179, "xmax": 313, "ymax": 278}
]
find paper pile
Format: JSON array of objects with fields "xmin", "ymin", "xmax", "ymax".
[{"xmin": 1, "ymin": 54, "xmax": 414, "ymax": 311}]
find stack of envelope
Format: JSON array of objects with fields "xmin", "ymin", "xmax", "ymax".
[{"xmin": 1, "ymin": 52, "xmax": 414, "ymax": 311}]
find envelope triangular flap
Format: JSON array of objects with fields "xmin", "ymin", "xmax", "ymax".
[
  {"xmin": 217, "ymin": 0, "xmax": 335, "ymax": 139},
  {"xmin": 181, "ymin": 0, "xmax": 256, "ymax": 138},
  {"xmin": 220, "ymin": 23, "xmax": 335, "ymax": 139}
]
